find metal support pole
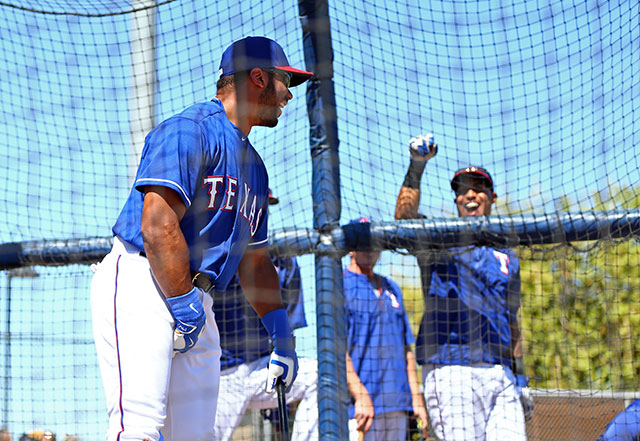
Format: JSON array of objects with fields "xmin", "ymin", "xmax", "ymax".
[{"xmin": 298, "ymin": 0, "xmax": 349, "ymax": 438}]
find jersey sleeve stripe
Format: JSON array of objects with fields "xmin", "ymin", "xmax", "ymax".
[
  {"xmin": 135, "ymin": 178, "xmax": 192, "ymax": 207},
  {"xmin": 247, "ymin": 238, "xmax": 268, "ymax": 247}
]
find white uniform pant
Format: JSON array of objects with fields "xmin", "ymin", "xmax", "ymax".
[
  {"xmin": 215, "ymin": 356, "xmax": 318, "ymax": 441},
  {"xmin": 91, "ymin": 237, "xmax": 221, "ymax": 441},
  {"xmin": 423, "ymin": 364, "xmax": 527, "ymax": 441},
  {"xmin": 348, "ymin": 411, "xmax": 407, "ymax": 441}
]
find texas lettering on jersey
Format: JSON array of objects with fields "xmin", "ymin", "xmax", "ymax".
[
  {"xmin": 203, "ymin": 175, "xmax": 264, "ymax": 236},
  {"xmin": 493, "ymin": 250, "xmax": 510, "ymax": 275}
]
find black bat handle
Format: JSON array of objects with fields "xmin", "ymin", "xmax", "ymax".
[{"xmin": 276, "ymin": 378, "xmax": 290, "ymax": 441}]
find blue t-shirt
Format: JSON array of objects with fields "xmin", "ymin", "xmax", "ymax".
[
  {"xmin": 216, "ymin": 256, "xmax": 307, "ymax": 371},
  {"xmin": 416, "ymin": 245, "xmax": 521, "ymax": 366},
  {"xmin": 599, "ymin": 399, "xmax": 640, "ymax": 441},
  {"xmin": 112, "ymin": 99, "xmax": 269, "ymax": 292},
  {"xmin": 344, "ymin": 269, "xmax": 415, "ymax": 417}
]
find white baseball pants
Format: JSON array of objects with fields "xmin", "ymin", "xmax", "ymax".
[
  {"xmin": 91, "ymin": 237, "xmax": 221, "ymax": 441},
  {"xmin": 423, "ymin": 363, "xmax": 527, "ymax": 441},
  {"xmin": 214, "ymin": 356, "xmax": 318, "ymax": 441}
]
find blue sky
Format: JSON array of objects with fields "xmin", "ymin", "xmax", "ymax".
[{"xmin": 0, "ymin": 0, "xmax": 639, "ymax": 437}]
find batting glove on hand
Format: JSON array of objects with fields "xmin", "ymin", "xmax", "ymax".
[
  {"xmin": 408, "ymin": 134, "xmax": 437, "ymax": 162},
  {"xmin": 520, "ymin": 386, "xmax": 534, "ymax": 421},
  {"xmin": 515, "ymin": 375, "xmax": 534, "ymax": 422},
  {"xmin": 166, "ymin": 287, "xmax": 206, "ymax": 356},
  {"xmin": 261, "ymin": 309, "xmax": 298, "ymax": 393}
]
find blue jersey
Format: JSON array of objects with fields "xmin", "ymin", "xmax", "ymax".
[
  {"xmin": 344, "ymin": 269, "xmax": 415, "ymax": 417},
  {"xmin": 216, "ymin": 256, "xmax": 307, "ymax": 371},
  {"xmin": 416, "ymin": 245, "xmax": 521, "ymax": 366},
  {"xmin": 599, "ymin": 399, "xmax": 640, "ymax": 441},
  {"xmin": 112, "ymin": 99, "xmax": 269, "ymax": 292}
]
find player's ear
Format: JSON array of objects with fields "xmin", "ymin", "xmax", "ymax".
[
  {"xmin": 248, "ymin": 68, "xmax": 267, "ymax": 88},
  {"xmin": 492, "ymin": 192, "xmax": 497, "ymax": 203}
]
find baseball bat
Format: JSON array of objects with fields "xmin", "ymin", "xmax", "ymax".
[{"xmin": 276, "ymin": 378, "xmax": 290, "ymax": 441}]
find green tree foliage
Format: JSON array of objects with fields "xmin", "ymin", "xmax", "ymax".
[
  {"xmin": 517, "ymin": 186, "xmax": 640, "ymax": 390},
  {"xmin": 519, "ymin": 240, "xmax": 640, "ymax": 390}
]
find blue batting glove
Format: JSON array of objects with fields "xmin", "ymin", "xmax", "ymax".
[
  {"xmin": 261, "ymin": 308, "xmax": 298, "ymax": 393},
  {"xmin": 408, "ymin": 133, "xmax": 437, "ymax": 161},
  {"xmin": 515, "ymin": 374, "xmax": 529, "ymax": 388},
  {"xmin": 166, "ymin": 287, "xmax": 206, "ymax": 355}
]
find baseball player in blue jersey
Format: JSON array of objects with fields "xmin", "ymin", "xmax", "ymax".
[
  {"xmin": 344, "ymin": 217, "xmax": 428, "ymax": 441},
  {"xmin": 599, "ymin": 399, "xmax": 640, "ymax": 441},
  {"xmin": 395, "ymin": 134, "xmax": 532, "ymax": 441},
  {"xmin": 213, "ymin": 191, "xmax": 318, "ymax": 441},
  {"xmin": 90, "ymin": 36, "xmax": 313, "ymax": 441}
]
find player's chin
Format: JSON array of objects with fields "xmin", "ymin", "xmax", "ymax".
[
  {"xmin": 258, "ymin": 118, "xmax": 279, "ymax": 128},
  {"xmin": 257, "ymin": 110, "xmax": 280, "ymax": 128},
  {"xmin": 458, "ymin": 208, "xmax": 481, "ymax": 217}
]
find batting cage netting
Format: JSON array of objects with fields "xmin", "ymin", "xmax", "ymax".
[{"xmin": 1, "ymin": 0, "xmax": 639, "ymax": 440}]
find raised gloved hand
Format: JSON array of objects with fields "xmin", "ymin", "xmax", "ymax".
[
  {"xmin": 261, "ymin": 308, "xmax": 298, "ymax": 393},
  {"xmin": 516, "ymin": 375, "xmax": 534, "ymax": 422},
  {"xmin": 166, "ymin": 287, "xmax": 206, "ymax": 355},
  {"xmin": 408, "ymin": 133, "xmax": 438, "ymax": 162}
]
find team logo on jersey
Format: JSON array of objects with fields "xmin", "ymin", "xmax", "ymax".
[
  {"xmin": 493, "ymin": 250, "xmax": 510, "ymax": 274},
  {"xmin": 202, "ymin": 175, "xmax": 264, "ymax": 237},
  {"xmin": 384, "ymin": 290, "xmax": 401, "ymax": 309}
]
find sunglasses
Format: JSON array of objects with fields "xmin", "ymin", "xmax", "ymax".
[
  {"xmin": 454, "ymin": 183, "xmax": 493, "ymax": 196},
  {"xmin": 264, "ymin": 68, "xmax": 292, "ymax": 88}
]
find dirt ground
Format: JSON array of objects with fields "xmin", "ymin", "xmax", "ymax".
[
  {"xmin": 525, "ymin": 395, "xmax": 626, "ymax": 441},
  {"xmin": 229, "ymin": 394, "xmax": 633, "ymax": 441}
]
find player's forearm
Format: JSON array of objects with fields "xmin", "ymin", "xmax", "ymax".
[
  {"xmin": 510, "ymin": 316, "xmax": 528, "ymax": 379},
  {"xmin": 346, "ymin": 352, "xmax": 368, "ymax": 399},
  {"xmin": 238, "ymin": 249, "xmax": 285, "ymax": 317},
  {"xmin": 395, "ymin": 185, "xmax": 421, "ymax": 220},
  {"xmin": 142, "ymin": 224, "xmax": 193, "ymax": 298},
  {"xmin": 243, "ymin": 283, "xmax": 284, "ymax": 318},
  {"xmin": 395, "ymin": 155, "xmax": 426, "ymax": 219},
  {"xmin": 141, "ymin": 190, "xmax": 192, "ymax": 298},
  {"xmin": 510, "ymin": 319, "xmax": 523, "ymax": 358},
  {"xmin": 405, "ymin": 347, "xmax": 422, "ymax": 400},
  {"xmin": 512, "ymin": 337, "xmax": 523, "ymax": 359}
]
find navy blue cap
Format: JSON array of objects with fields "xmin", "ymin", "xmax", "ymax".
[
  {"xmin": 345, "ymin": 216, "xmax": 373, "ymax": 251},
  {"xmin": 450, "ymin": 166, "xmax": 494, "ymax": 192},
  {"xmin": 218, "ymin": 36, "xmax": 314, "ymax": 87}
]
